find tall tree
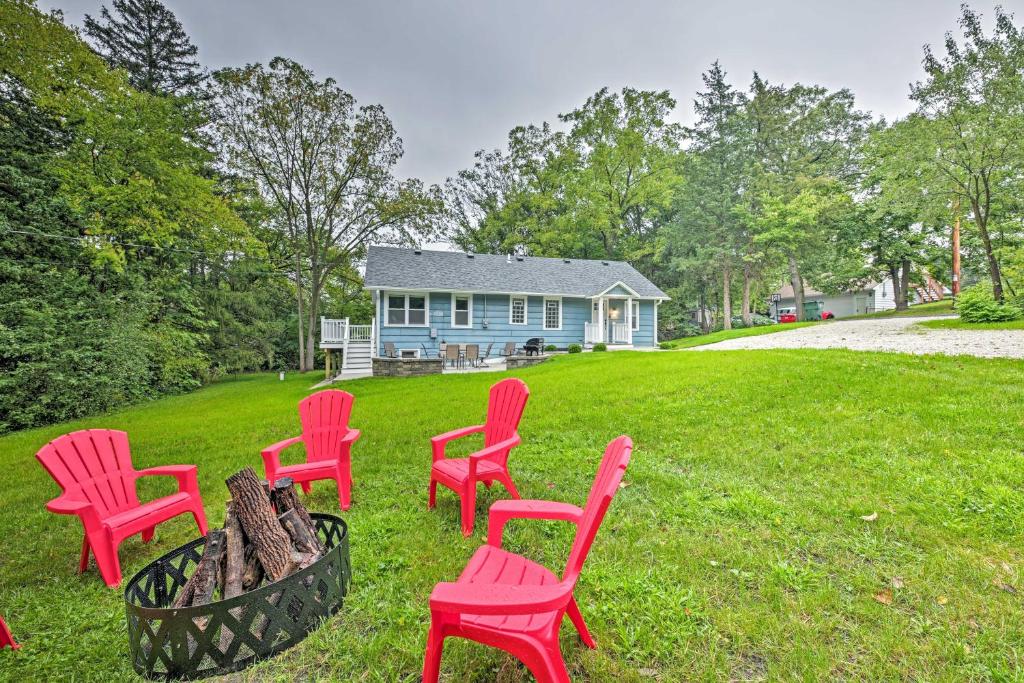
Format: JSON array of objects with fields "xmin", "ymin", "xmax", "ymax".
[
  {"xmin": 84, "ymin": 0, "xmax": 203, "ymax": 96},
  {"xmin": 213, "ymin": 57, "xmax": 440, "ymax": 371},
  {"xmin": 908, "ymin": 5, "xmax": 1024, "ymax": 302},
  {"xmin": 672, "ymin": 62, "xmax": 750, "ymax": 329},
  {"xmin": 746, "ymin": 75, "xmax": 869, "ymax": 319}
]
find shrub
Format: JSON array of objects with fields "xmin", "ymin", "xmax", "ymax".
[
  {"xmin": 567, "ymin": 343, "xmax": 582, "ymax": 354},
  {"xmin": 592, "ymin": 343, "xmax": 607, "ymax": 352},
  {"xmin": 730, "ymin": 314, "xmax": 776, "ymax": 329},
  {"xmin": 544, "ymin": 344, "xmax": 557, "ymax": 351},
  {"xmin": 957, "ymin": 284, "xmax": 1024, "ymax": 323}
]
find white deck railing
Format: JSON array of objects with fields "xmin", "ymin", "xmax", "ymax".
[
  {"xmin": 611, "ymin": 322, "xmax": 630, "ymax": 344},
  {"xmin": 584, "ymin": 321, "xmax": 603, "ymax": 344},
  {"xmin": 321, "ymin": 318, "xmax": 348, "ymax": 345},
  {"xmin": 321, "ymin": 317, "xmax": 375, "ymax": 371}
]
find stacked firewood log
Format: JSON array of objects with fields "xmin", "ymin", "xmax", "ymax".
[{"xmin": 172, "ymin": 467, "xmax": 325, "ymax": 609}]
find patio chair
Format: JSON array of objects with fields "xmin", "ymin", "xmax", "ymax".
[
  {"xmin": 262, "ymin": 389, "xmax": 361, "ymax": 511},
  {"xmin": 36, "ymin": 429, "xmax": 209, "ymax": 587},
  {"xmin": 438, "ymin": 342, "xmax": 448, "ymax": 359},
  {"xmin": 482, "ymin": 342, "xmax": 494, "ymax": 361},
  {"xmin": 445, "ymin": 343, "xmax": 462, "ymax": 369},
  {"xmin": 464, "ymin": 344, "xmax": 480, "ymax": 368},
  {"xmin": 0, "ymin": 614, "xmax": 18, "ymax": 650},
  {"xmin": 499, "ymin": 341, "xmax": 517, "ymax": 357},
  {"xmin": 383, "ymin": 341, "xmax": 399, "ymax": 358},
  {"xmin": 428, "ymin": 378, "xmax": 529, "ymax": 536},
  {"xmin": 422, "ymin": 436, "xmax": 634, "ymax": 683}
]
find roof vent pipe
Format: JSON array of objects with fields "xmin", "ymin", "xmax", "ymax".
[
  {"xmin": 414, "ymin": 248, "xmax": 422, "ymax": 255},
  {"xmin": 506, "ymin": 254, "xmax": 512, "ymax": 263},
  {"xmin": 516, "ymin": 256, "xmax": 524, "ymax": 262},
  {"xmin": 466, "ymin": 253, "xmax": 474, "ymax": 258}
]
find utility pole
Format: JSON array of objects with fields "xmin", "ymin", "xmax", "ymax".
[{"xmin": 952, "ymin": 196, "xmax": 961, "ymax": 298}]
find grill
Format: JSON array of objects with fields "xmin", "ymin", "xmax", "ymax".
[{"xmin": 523, "ymin": 337, "xmax": 545, "ymax": 356}]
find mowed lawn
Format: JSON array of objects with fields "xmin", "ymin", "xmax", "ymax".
[{"xmin": 2, "ymin": 350, "xmax": 1024, "ymax": 681}]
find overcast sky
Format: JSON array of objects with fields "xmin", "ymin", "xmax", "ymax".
[{"xmin": 40, "ymin": 0, "xmax": 1024, "ymax": 188}]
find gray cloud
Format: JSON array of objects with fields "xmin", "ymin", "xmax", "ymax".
[{"xmin": 39, "ymin": 0, "xmax": 1024, "ymax": 186}]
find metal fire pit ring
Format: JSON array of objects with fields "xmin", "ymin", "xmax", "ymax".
[{"xmin": 124, "ymin": 513, "xmax": 350, "ymax": 680}]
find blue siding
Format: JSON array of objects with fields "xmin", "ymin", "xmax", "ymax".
[
  {"xmin": 605, "ymin": 284, "xmax": 635, "ymax": 296},
  {"xmin": 377, "ymin": 291, "xmax": 657, "ymax": 355}
]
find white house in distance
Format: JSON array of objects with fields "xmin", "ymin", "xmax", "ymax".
[{"xmin": 773, "ymin": 276, "xmax": 946, "ymax": 319}]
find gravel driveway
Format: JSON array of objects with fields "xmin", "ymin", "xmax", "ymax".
[{"xmin": 688, "ymin": 316, "xmax": 1024, "ymax": 359}]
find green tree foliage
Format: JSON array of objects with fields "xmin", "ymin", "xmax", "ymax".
[
  {"xmin": 908, "ymin": 6, "xmax": 1024, "ymax": 301},
  {"xmin": 212, "ymin": 57, "xmax": 441, "ymax": 370},
  {"xmin": 84, "ymin": 0, "xmax": 204, "ymax": 96},
  {"xmin": 446, "ymin": 87, "xmax": 681, "ymax": 272}
]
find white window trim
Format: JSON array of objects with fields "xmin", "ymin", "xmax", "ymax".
[
  {"xmin": 382, "ymin": 291, "xmax": 430, "ymax": 327},
  {"xmin": 543, "ymin": 297, "xmax": 562, "ymax": 331},
  {"xmin": 509, "ymin": 295, "xmax": 528, "ymax": 325},
  {"xmin": 631, "ymin": 300, "xmax": 640, "ymax": 331},
  {"xmin": 451, "ymin": 293, "xmax": 473, "ymax": 328}
]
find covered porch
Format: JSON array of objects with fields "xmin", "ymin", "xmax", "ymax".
[{"xmin": 584, "ymin": 292, "xmax": 637, "ymax": 346}]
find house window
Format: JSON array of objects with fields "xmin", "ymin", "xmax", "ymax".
[
  {"xmin": 385, "ymin": 293, "xmax": 428, "ymax": 326},
  {"xmin": 544, "ymin": 298, "xmax": 561, "ymax": 330},
  {"xmin": 510, "ymin": 296, "xmax": 527, "ymax": 325},
  {"xmin": 452, "ymin": 294, "xmax": 472, "ymax": 328},
  {"xmin": 631, "ymin": 301, "xmax": 640, "ymax": 331}
]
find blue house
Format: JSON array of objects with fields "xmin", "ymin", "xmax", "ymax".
[{"xmin": 326, "ymin": 247, "xmax": 667, "ymax": 367}]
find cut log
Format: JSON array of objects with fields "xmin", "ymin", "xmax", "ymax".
[
  {"xmin": 271, "ymin": 479, "xmax": 325, "ymax": 553},
  {"xmin": 241, "ymin": 544, "xmax": 264, "ymax": 591},
  {"xmin": 222, "ymin": 503, "xmax": 245, "ymax": 600},
  {"xmin": 173, "ymin": 529, "xmax": 227, "ymax": 609},
  {"xmin": 279, "ymin": 509, "xmax": 322, "ymax": 557},
  {"xmin": 225, "ymin": 467, "xmax": 295, "ymax": 582}
]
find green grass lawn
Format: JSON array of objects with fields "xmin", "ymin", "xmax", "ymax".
[
  {"xmin": 3, "ymin": 350, "xmax": 1024, "ymax": 681},
  {"xmin": 844, "ymin": 299, "xmax": 955, "ymax": 320},
  {"xmin": 659, "ymin": 321, "xmax": 818, "ymax": 349},
  {"xmin": 917, "ymin": 317, "xmax": 1024, "ymax": 330}
]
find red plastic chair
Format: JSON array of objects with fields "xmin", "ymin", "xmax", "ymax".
[
  {"xmin": 36, "ymin": 429, "xmax": 209, "ymax": 588},
  {"xmin": 428, "ymin": 378, "xmax": 529, "ymax": 536},
  {"xmin": 0, "ymin": 613, "xmax": 17, "ymax": 650},
  {"xmin": 422, "ymin": 435, "xmax": 633, "ymax": 683},
  {"xmin": 262, "ymin": 390, "xmax": 361, "ymax": 510}
]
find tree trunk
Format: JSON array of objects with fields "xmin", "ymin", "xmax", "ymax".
[
  {"xmin": 974, "ymin": 212, "xmax": 1005, "ymax": 302},
  {"xmin": 898, "ymin": 258, "xmax": 911, "ymax": 310},
  {"xmin": 788, "ymin": 255, "xmax": 804, "ymax": 321},
  {"xmin": 225, "ymin": 468, "xmax": 295, "ymax": 582},
  {"xmin": 722, "ymin": 262, "xmax": 732, "ymax": 330},
  {"xmin": 304, "ymin": 273, "xmax": 320, "ymax": 372},
  {"xmin": 295, "ymin": 250, "xmax": 306, "ymax": 371},
  {"xmin": 888, "ymin": 265, "xmax": 906, "ymax": 311},
  {"xmin": 741, "ymin": 262, "xmax": 752, "ymax": 326}
]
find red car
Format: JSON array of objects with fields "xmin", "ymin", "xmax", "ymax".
[{"xmin": 778, "ymin": 307, "xmax": 798, "ymax": 323}]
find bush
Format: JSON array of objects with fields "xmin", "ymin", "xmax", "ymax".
[
  {"xmin": 957, "ymin": 284, "xmax": 1024, "ymax": 322},
  {"xmin": 592, "ymin": 343, "xmax": 607, "ymax": 352},
  {"xmin": 673, "ymin": 321, "xmax": 702, "ymax": 338},
  {"xmin": 567, "ymin": 343, "xmax": 582, "ymax": 354},
  {"xmin": 544, "ymin": 344, "xmax": 557, "ymax": 351},
  {"xmin": 730, "ymin": 314, "xmax": 776, "ymax": 329}
]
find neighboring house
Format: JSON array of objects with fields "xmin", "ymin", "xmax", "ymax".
[
  {"xmin": 321, "ymin": 246, "xmax": 669, "ymax": 371},
  {"xmin": 772, "ymin": 276, "xmax": 946, "ymax": 319}
]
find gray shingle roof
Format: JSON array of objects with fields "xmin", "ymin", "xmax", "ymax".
[{"xmin": 364, "ymin": 246, "xmax": 668, "ymax": 299}]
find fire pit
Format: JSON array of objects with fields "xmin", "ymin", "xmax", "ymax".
[{"xmin": 124, "ymin": 513, "xmax": 350, "ymax": 680}]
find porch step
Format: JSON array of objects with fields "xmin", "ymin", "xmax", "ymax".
[{"xmin": 343, "ymin": 341, "xmax": 372, "ymax": 370}]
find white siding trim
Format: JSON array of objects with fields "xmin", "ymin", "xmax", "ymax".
[
  {"xmin": 543, "ymin": 297, "xmax": 562, "ymax": 330},
  {"xmin": 509, "ymin": 295, "xmax": 528, "ymax": 325},
  {"xmin": 450, "ymin": 293, "xmax": 473, "ymax": 328}
]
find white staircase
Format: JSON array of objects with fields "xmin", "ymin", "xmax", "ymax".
[
  {"xmin": 343, "ymin": 339, "xmax": 372, "ymax": 371},
  {"xmin": 321, "ymin": 317, "xmax": 374, "ymax": 374}
]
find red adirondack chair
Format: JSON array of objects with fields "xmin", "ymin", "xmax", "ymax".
[
  {"xmin": 429, "ymin": 378, "xmax": 529, "ymax": 536},
  {"xmin": 0, "ymin": 613, "xmax": 17, "ymax": 650},
  {"xmin": 262, "ymin": 389, "xmax": 361, "ymax": 510},
  {"xmin": 422, "ymin": 435, "xmax": 633, "ymax": 683},
  {"xmin": 36, "ymin": 429, "xmax": 209, "ymax": 588}
]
